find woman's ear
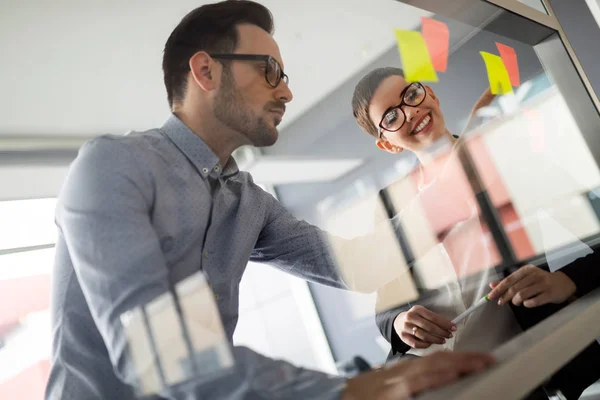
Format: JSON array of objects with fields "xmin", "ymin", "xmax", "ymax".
[{"xmin": 376, "ymin": 138, "xmax": 404, "ymax": 154}]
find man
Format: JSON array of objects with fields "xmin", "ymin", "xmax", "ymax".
[{"xmin": 45, "ymin": 1, "xmax": 493, "ymax": 399}]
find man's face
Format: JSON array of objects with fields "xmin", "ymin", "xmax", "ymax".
[
  {"xmin": 213, "ymin": 24, "xmax": 293, "ymax": 147},
  {"xmin": 368, "ymin": 75, "xmax": 446, "ymax": 153}
]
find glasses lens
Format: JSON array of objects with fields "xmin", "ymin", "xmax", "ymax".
[
  {"xmin": 381, "ymin": 108, "xmax": 405, "ymax": 132},
  {"xmin": 404, "ymin": 83, "xmax": 426, "ymax": 106},
  {"xmin": 266, "ymin": 58, "xmax": 280, "ymax": 87}
]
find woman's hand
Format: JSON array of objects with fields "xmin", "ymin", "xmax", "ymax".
[
  {"xmin": 488, "ymin": 264, "xmax": 577, "ymax": 307},
  {"xmin": 394, "ymin": 305, "xmax": 456, "ymax": 349}
]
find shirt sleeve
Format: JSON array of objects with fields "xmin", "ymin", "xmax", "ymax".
[
  {"xmin": 57, "ymin": 137, "xmax": 346, "ymax": 400},
  {"xmin": 559, "ymin": 248, "xmax": 600, "ymax": 298},
  {"xmin": 375, "ymin": 281, "xmax": 412, "ymax": 356},
  {"xmin": 249, "ymin": 188, "xmax": 347, "ymax": 290},
  {"xmin": 251, "ymin": 190, "xmax": 408, "ymax": 293}
]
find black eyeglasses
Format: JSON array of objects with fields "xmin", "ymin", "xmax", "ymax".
[
  {"xmin": 378, "ymin": 82, "xmax": 427, "ymax": 139},
  {"xmin": 210, "ymin": 54, "xmax": 289, "ymax": 88}
]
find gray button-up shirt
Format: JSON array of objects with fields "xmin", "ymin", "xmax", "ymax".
[{"xmin": 46, "ymin": 114, "xmax": 348, "ymax": 400}]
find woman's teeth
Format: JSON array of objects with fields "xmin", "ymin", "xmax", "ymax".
[{"xmin": 411, "ymin": 114, "xmax": 431, "ymax": 135}]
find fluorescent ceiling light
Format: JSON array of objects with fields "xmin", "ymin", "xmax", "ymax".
[{"xmin": 245, "ymin": 158, "xmax": 364, "ymax": 185}]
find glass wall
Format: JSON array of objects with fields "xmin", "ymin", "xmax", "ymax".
[
  {"xmin": 2, "ymin": 0, "xmax": 600, "ymax": 397},
  {"xmin": 269, "ymin": 0, "xmax": 600, "ymax": 366}
]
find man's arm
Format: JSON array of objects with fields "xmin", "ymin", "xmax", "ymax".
[
  {"xmin": 249, "ymin": 189, "xmax": 347, "ymax": 290},
  {"xmin": 57, "ymin": 137, "xmax": 345, "ymax": 399},
  {"xmin": 251, "ymin": 193, "xmax": 406, "ymax": 293}
]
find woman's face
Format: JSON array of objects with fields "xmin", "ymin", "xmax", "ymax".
[{"xmin": 368, "ymin": 75, "xmax": 447, "ymax": 154}]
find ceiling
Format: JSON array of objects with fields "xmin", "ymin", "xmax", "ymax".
[{"xmin": 0, "ymin": 0, "xmax": 430, "ymax": 137}]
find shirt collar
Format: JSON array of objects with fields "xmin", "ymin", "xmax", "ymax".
[{"xmin": 160, "ymin": 114, "xmax": 239, "ymax": 179}]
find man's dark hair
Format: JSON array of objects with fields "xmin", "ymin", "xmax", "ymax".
[
  {"xmin": 162, "ymin": 0, "xmax": 274, "ymax": 108},
  {"xmin": 351, "ymin": 67, "xmax": 405, "ymax": 137}
]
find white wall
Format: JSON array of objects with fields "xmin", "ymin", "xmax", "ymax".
[{"xmin": 0, "ymin": 166, "xmax": 69, "ymax": 202}]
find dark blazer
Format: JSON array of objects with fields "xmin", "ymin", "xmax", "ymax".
[{"xmin": 375, "ymin": 249, "xmax": 600, "ymax": 399}]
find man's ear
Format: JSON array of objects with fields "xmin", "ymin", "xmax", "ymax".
[
  {"xmin": 189, "ymin": 51, "xmax": 219, "ymax": 92},
  {"xmin": 376, "ymin": 138, "xmax": 404, "ymax": 154},
  {"xmin": 425, "ymin": 85, "xmax": 440, "ymax": 105}
]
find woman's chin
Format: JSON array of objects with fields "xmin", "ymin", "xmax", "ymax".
[{"xmin": 426, "ymin": 128, "xmax": 449, "ymax": 143}]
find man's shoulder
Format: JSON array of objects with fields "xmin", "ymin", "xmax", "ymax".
[
  {"xmin": 77, "ymin": 127, "xmax": 172, "ymax": 167},
  {"xmin": 83, "ymin": 127, "xmax": 166, "ymax": 153},
  {"xmin": 235, "ymin": 170, "xmax": 276, "ymax": 195}
]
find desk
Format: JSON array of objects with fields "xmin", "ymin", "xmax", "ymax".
[{"xmin": 417, "ymin": 287, "xmax": 600, "ymax": 400}]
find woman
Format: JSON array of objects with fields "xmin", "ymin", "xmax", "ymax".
[
  {"xmin": 351, "ymin": 66, "xmax": 600, "ymax": 399},
  {"xmin": 352, "ymin": 66, "xmax": 521, "ymax": 357}
]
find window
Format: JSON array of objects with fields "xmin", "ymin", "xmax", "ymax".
[
  {"xmin": 0, "ymin": 199, "xmax": 56, "ymax": 399},
  {"xmin": 0, "ymin": 198, "xmax": 57, "ymax": 251}
]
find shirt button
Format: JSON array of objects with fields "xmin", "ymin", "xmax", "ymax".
[
  {"xmin": 214, "ymin": 166, "xmax": 220, "ymax": 172},
  {"xmin": 203, "ymin": 250, "xmax": 209, "ymax": 258},
  {"xmin": 202, "ymin": 167, "xmax": 209, "ymax": 174}
]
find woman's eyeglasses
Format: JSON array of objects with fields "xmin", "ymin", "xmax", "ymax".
[{"xmin": 378, "ymin": 82, "xmax": 427, "ymax": 139}]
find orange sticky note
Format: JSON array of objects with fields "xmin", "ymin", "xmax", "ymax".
[
  {"xmin": 421, "ymin": 17, "xmax": 449, "ymax": 72},
  {"xmin": 480, "ymin": 52, "xmax": 513, "ymax": 95},
  {"xmin": 496, "ymin": 43, "xmax": 520, "ymax": 87},
  {"xmin": 394, "ymin": 29, "xmax": 438, "ymax": 83}
]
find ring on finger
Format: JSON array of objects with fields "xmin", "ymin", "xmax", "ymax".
[{"xmin": 412, "ymin": 326, "xmax": 418, "ymax": 336}]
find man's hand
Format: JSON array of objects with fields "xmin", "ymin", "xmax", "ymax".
[
  {"xmin": 488, "ymin": 264, "xmax": 577, "ymax": 307},
  {"xmin": 341, "ymin": 351, "xmax": 494, "ymax": 400},
  {"xmin": 394, "ymin": 306, "xmax": 456, "ymax": 349}
]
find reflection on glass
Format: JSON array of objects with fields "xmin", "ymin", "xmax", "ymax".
[
  {"xmin": 473, "ymin": 70, "xmax": 600, "ymax": 264},
  {"xmin": 384, "ymin": 150, "xmax": 503, "ymax": 289},
  {"xmin": 322, "ymin": 190, "xmax": 419, "ymax": 310}
]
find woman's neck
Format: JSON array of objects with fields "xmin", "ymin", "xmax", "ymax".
[{"xmin": 414, "ymin": 129, "xmax": 456, "ymax": 166}]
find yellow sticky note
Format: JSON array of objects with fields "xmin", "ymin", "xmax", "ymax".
[
  {"xmin": 394, "ymin": 29, "xmax": 438, "ymax": 83},
  {"xmin": 480, "ymin": 52, "xmax": 513, "ymax": 95}
]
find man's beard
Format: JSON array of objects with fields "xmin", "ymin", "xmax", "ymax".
[{"xmin": 213, "ymin": 69, "xmax": 278, "ymax": 147}]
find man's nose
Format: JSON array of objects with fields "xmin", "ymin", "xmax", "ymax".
[{"xmin": 275, "ymin": 81, "xmax": 293, "ymax": 103}]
